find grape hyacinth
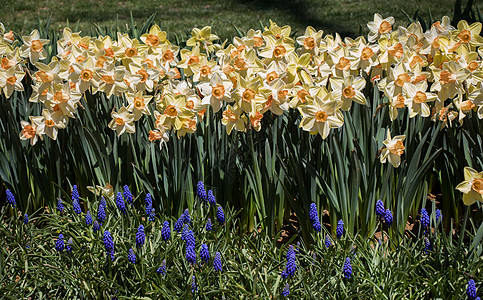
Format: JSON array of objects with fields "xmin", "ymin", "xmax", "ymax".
[
  {"xmin": 213, "ymin": 252, "xmax": 222, "ymax": 272},
  {"xmin": 55, "ymin": 233, "xmax": 64, "ymax": 252},
  {"xmin": 282, "ymin": 283, "xmax": 290, "ymax": 297},
  {"xmin": 191, "ymin": 275, "xmax": 197, "ymax": 293},
  {"xmin": 217, "ymin": 206, "xmax": 225, "ymax": 225},
  {"xmin": 72, "ymin": 186, "xmax": 81, "ymax": 214},
  {"xmin": 97, "ymin": 202, "xmax": 106, "ymax": 225},
  {"xmin": 467, "ymin": 279, "xmax": 477, "ymax": 300},
  {"xmin": 174, "ymin": 215, "xmax": 184, "ymax": 232},
  {"xmin": 23, "ymin": 213, "xmax": 29, "ymax": 225},
  {"xmin": 136, "ymin": 225, "xmax": 145, "ymax": 247},
  {"xmin": 145, "ymin": 193, "xmax": 153, "ymax": 215},
  {"xmin": 116, "ymin": 192, "xmax": 126, "ymax": 214},
  {"xmin": 157, "ymin": 260, "xmax": 167, "ymax": 275},
  {"xmin": 183, "ymin": 209, "xmax": 191, "ymax": 225},
  {"xmin": 375, "ymin": 199, "xmax": 385, "ymax": 218},
  {"xmin": 185, "ymin": 229, "xmax": 196, "ymax": 248},
  {"xmin": 435, "ymin": 209, "xmax": 442, "ymax": 223},
  {"xmin": 161, "ymin": 221, "xmax": 171, "ymax": 242},
  {"xmin": 343, "ymin": 257, "xmax": 352, "ymax": 279},
  {"xmin": 6, "ymin": 189, "xmax": 16, "ymax": 207},
  {"xmin": 196, "ymin": 181, "xmax": 207, "ymax": 202},
  {"xmin": 384, "ymin": 209, "xmax": 393, "ymax": 226},
  {"xmin": 186, "ymin": 245, "xmax": 196, "ymax": 265},
  {"xmin": 325, "ymin": 234, "xmax": 332, "ymax": 248},
  {"xmin": 420, "ymin": 208, "xmax": 430, "ymax": 229},
  {"xmin": 336, "ymin": 219, "xmax": 344, "ymax": 239},
  {"xmin": 207, "ymin": 190, "xmax": 216, "ymax": 206},
  {"xmin": 205, "ymin": 218, "xmax": 212, "ymax": 231},
  {"xmin": 148, "ymin": 209, "xmax": 155, "ymax": 221},
  {"xmin": 57, "ymin": 198, "xmax": 64, "ymax": 212},
  {"xmin": 282, "ymin": 245, "xmax": 297, "ymax": 278},
  {"xmin": 309, "ymin": 203, "xmax": 321, "ymax": 232},
  {"xmin": 66, "ymin": 237, "xmax": 73, "ymax": 252},
  {"xmin": 200, "ymin": 244, "xmax": 210, "ymax": 263},
  {"xmin": 123, "ymin": 185, "xmax": 133, "ymax": 205},
  {"xmin": 93, "ymin": 220, "xmax": 100, "ymax": 232},
  {"xmin": 103, "ymin": 231, "xmax": 115, "ymax": 261},
  {"xmin": 85, "ymin": 210, "xmax": 92, "ymax": 225},
  {"xmin": 128, "ymin": 248, "xmax": 136, "ymax": 264}
]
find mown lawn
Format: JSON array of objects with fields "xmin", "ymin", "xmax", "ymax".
[{"xmin": 3, "ymin": 0, "xmax": 483, "ymax": 39}]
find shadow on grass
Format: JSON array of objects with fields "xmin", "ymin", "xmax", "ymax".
[{"xmin": 236, "ymin": 0, "xmax": 356, "ymax": 37}]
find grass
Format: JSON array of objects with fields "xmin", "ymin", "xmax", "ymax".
[{"xmin": 3, "ymin": 0, "xmax": 483, "ymax": 40}]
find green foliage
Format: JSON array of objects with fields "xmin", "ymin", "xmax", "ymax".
[{"xmin": 0, "ymin": 194, "xmax": 481, "ymax": 298}]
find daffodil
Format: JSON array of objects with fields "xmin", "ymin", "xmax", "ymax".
[
  {"xmin": 403, "ymin": 81, "xmax": 437, "ymax": 117},
  {"xmin": 456, "ymin": 167, "xmax": 483, "ymax": 205},
  {"xmin": 140, "ymin": 25, "xmax": 169, "ymax": 53},
  {"xmin": 30, "ymin": 109, "xmax": 68, "ymax": 140},
  {"xmin": 221, "ymin": 104, "xmax": 247, "ymax": 134},
  {"xmin": 69, "ymin": 57, "xmax": 99, "ymax": 93},
  {"xmin": 20, "ymin": 29, "xmax": 49, "ymax": 64},
  {"xmin": 231, "ymin": 76, "xmax": 266, "ymax": 113},
  {"xmin": 330, "ymin": 75, "xmax": 367, "ymax": 111},
  {"xmin": 367, "ymin": 13, "xmax": 395, "ymax": 43},
  {"xmin": 44, "ymin": 83, "xmax": 82, "ymax": 118},
  {"xmin": 186, "ymin": 26, "xmax": 218, "ymax": 53},
  {"xmin": 0, "ymin": 65, "xmax": 25, "ymax": 98},
  {"xmin": 1, "ymin": 48, "xmax": 21, "ymax": 70},
  {"xmin": 198, "ymin": 72, "xmax": 233, "ymax": 113},
  {"xmin": 149, "ymin": 127, "xmax": 169, "ymax": 149},
  {"xmin": 126, "ymin": 91, "xmax": 152, "ymax": 121},
  {"xmin": 296, "ymin": 26, "xmax": 323, "ymax": 55},
  {"xmin": 108, "ymin": 106, "xmax": 135, "ymax": 136},
  {"xmin": 451, "ymin": 20, "xmax": 483, "ymax": 49},
  {"xmin": 380, "ymin": 129, "xmax": 405, "ymax": 168},
  {"xmin": 299, "ymin": 95, "xmax": 344, "ymax": 139},
  {"xmin": 94, "ymin": 62, "xmax": 128, "ymax": 97},
  {"xmin": 19, "ymin": 119, "xmax": 42, "ymax": 146},
  {"xmin": 155, "ymin": 93, "xmax": 194, "ymax": 130}
]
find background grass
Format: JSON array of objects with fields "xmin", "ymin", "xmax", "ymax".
[{"xmin": 3, "ymin": 0, "xmax": 483, "ymax": 40}]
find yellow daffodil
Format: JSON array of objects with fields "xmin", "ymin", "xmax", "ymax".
[
  {"xmin": 367, "ymin": 13, "xmax": 395, "ymax": 43},
  {"xmin": 0, "ymin": 65, "xmax": 25, "ymax": 98},
  {"xmin": 380, "ymin": 129, "xmax": 405, "ymax": 168},
  {"xmin": 30, "ymin": 109, "xmax": 68, "ymax": 140},
  {"xmin": 221, "ymin": 104, "xmax": 247, "ymax": 134},
  {"xmin": 140, "ymin": 25, "xmax": 169, "ymax": 53},
  {"xmin": 451, "ymin": 20, "xmax": 483, "ymax": 49},
  {"xmin": 198, "ymin": 72, "xmax": 233, "ymax": 113},
  {"xmin": 126, "ymin": 91, "xmax": 152, "ymax": 121},
  {"xmin": 299, "ymin": 95, "xmax": 344, "ymax": 139},
  {"xmin": 108, "ymin": 106, "xmax": 135, "ymax": 136},
  {"xmin": 330, "ymin": 75, "xmax": 367, "ymax": 111},
  {"xmin": 403, "ymin": 81, "xmax": 437, "ymax": 117},
  {"xmin": 186, "ymin": 26, "xmax": 218, "ymax": 53},
  {"xmin": 149, "ymin": 127, "xmax": 169, "ymax": 149},
  {"xmin": 19, "ymin": 119, "xmax": 42, "ymax": 146},
  {"xmin": 456, "ymin": 167, "xmax": 483, "ymax": 205},
  {"xmin": 20, "ymin": 29, "xmax": 50, "ymax": 64}
]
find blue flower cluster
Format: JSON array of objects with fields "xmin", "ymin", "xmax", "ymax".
[
  {"xmin": 161, "ymin": 221, "xmax": 171, "ymax": 242},
  {"xmin": 6, "ymin": 189, "xmax": 16, "ymax": 206},
  {"xmin": 200, "ymin": 243, "xmax": 210, "ymax": 263},
  {"xmin": 72, "ymin": 185, "xmax": 81, "ymax": 214},
  {"xmin": 136, "ymin": 225, "xmax": 145, "ymax": 247},
  {"xmin": 282, "ymin": 283, "xmax": 290, "ymax": 297},
  {"xmin": 196, "ymin": 181, "xmax": 207, "ymax": 202},
  {"xmin": 128, "ymin": 248, "xmax": 136, "ymax": 264},
  {"xmin": 55, "ymin": 233, "xmax": 64, "ymax": 252},
  {"xmin": 145, "ymin": 193, "xmax": 153, "ymax": 215},
  {"xmin": 157, "ymin": 260, "xmax": 167, "ymax": 275},
  {"xmin": 343, "ymin": 257, "xmax": 352, "ymax": 279},
  {"xmin": 123, "ymin": 185, "xmax": 133, "ymax": 205},
  {"xmin": 216, "ymin": 206, "xmax": 225, "ymax": 225},
  {"xmin": 281, "ymin": 245, "xmax": 297, "ymax": 279},
  {"xmin": 103, "ymin": 231, "xmax": 115, "ymax": 261},
  {"xmin": 85, "ymin": 211, "xmax": 92, "ymax": 225},
  {"xmin": 309, "ymin": 203, "xmax": 321, "ymax": 232},
  {"xmin": 207, "ymin": 190, "xmax": 216, "ymax": 206},
  {"xmin": 336, "ymin": 219, "xmax": 344, "ymax": 239},
  {"xmin": 116, "ymin": 192, "xmax": 126, "ymax": 214},
  {"xmin": 213, "ymin": 252, "xmax": 222, "ymax": 272}
]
